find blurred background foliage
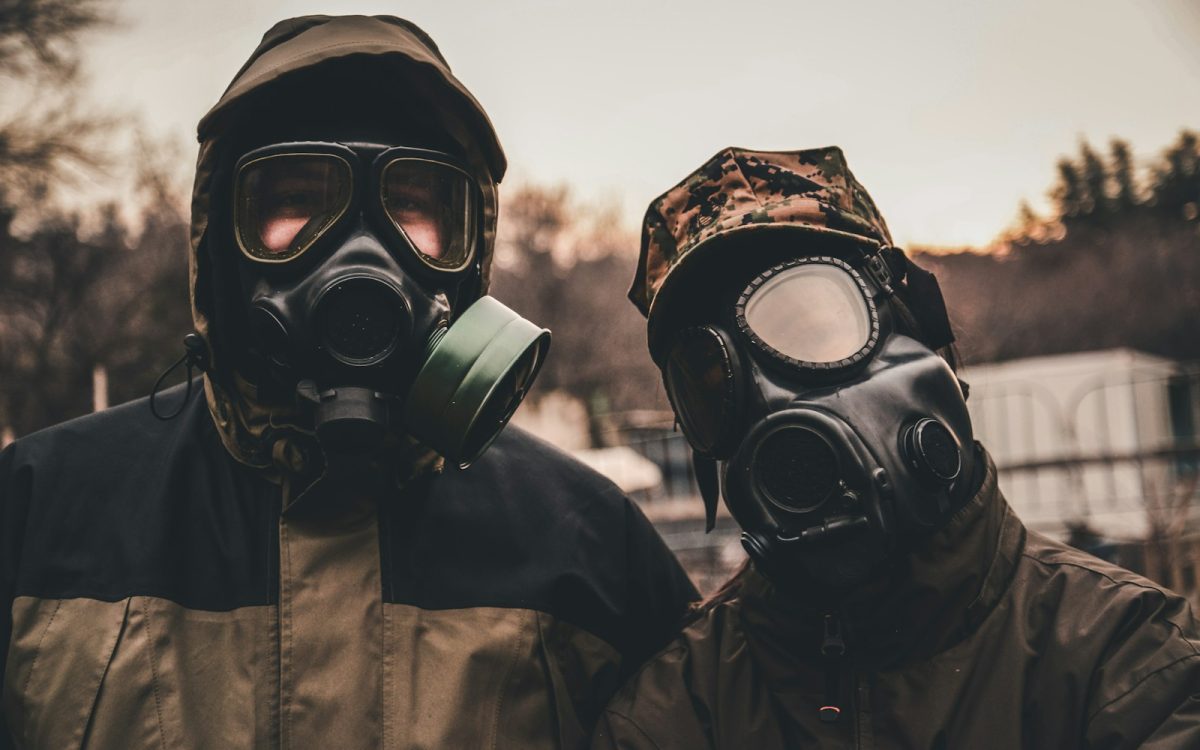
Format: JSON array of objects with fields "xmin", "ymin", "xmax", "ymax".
[{"xmin": 1, "ymin": 0, "xmax": 1198, "ymax": 442}]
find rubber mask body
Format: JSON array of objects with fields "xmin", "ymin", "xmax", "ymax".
[
  {"xmin": 726, "ymin": 334, "xmax": 976, "ymax": 591},
  {"xmin": 663, "ymin": 257, "xmax": 975, "ymax": 591},
  {"xmin": 235, "ymin": 144, "xmax": 548, "ymax": 466}
]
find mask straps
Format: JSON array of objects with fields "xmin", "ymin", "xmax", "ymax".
[
  {"xmin": 693, "ymin": 450, "xmax": 721, "ymax": 532},
  {"xmin": 150, "ymin": 333, "xmax": 210, "ymax": 420},
  {"xmin": 879, "ymin": 246, "xmax": 956, "ymax": 351}
]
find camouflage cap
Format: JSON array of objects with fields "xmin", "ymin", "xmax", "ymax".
[{"xmin": 630, "ymin": 146, "xmax": 893, "ymax": 323}]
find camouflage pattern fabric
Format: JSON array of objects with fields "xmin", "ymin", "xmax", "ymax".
[{"xmin": 630, "ymin": 146, "xmax": 893, "ymax": 319}]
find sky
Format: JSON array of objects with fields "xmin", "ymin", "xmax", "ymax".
[{"xmin": 77, "ymin": 0, "xmax": 1200, "ymax": 249}]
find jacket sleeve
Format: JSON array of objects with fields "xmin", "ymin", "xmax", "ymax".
[
  {"xmin": 618, "ymin": 497, "xmax": 699, "ymax": 678},
  {"xmin": 0, "ymin": 444, "xmax": 23, "ymax": 750},
  {"xmin": 591, "ymin": 708, "xmax": 665, "ymax": 750},
  {"xmin": 1085, "ymin": 652, "xmax": 1200, "ymax": 749},
  {"xmin": 1083, "ymin": 586, "xmax": 1200, "ymax": 749}
]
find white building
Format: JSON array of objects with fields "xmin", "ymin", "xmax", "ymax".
[{"xmin": 963, "ymin": 349, "xmax": 1196, "ymax": 540}]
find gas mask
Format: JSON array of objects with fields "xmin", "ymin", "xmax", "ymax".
[
  {"xmin": 659, "ymin": 248, "xmax": 976, "ymax": 591},
  {"xmin": 230, "ymin": 140, "xmax": 549, "ymax": 467}
]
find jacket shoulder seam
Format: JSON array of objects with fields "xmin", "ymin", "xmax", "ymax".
[
  {"xmin": 1020, "ymin": 552, "xmax": 1199, "ymax": 654},
  {"xmin": 1085, "ymin": 652, "xmax": 1200, "ymax": 725},
  {"xmin": 1019, "ymin": 551, "xmax": 1186, "ymax": 601},
  {"xmin": 602, "ymin": 707, "xmax": 665, "ymax": 750}
]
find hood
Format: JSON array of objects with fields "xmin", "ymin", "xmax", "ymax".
[{"xmin": 188, "ymin": 15, "xmax": 505, "ymax": 476}]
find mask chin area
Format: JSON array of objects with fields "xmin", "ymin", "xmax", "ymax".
[
  {"xmin": 300, "ymin": 383, "xmax": 391, "ymax": 454},
  {"xmin": 742, "ymin": 528, "xmax": 892, "ymax": 592},
  {"xmin": 731, "ymin": 406, "xmax": 973, "ymax": 591},
  {"xmin": 728, "ymin": 410, "xmax": 894, "ymax": 590}
]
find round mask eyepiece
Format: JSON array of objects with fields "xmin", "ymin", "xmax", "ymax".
[
  {"xmin": 901, "ymin": 418, "xmax": 962, "ymax": 484},
  {"xmin": 662, "ymin": 326, "xmax": 743, "ymax": 458},
  {"xmin": 735, "ymin": 256, "xmax": 880, "ymax": 378}
]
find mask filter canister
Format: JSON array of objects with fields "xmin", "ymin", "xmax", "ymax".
[{"xmin": 403, "ymin": 296, "xmax": 550, "ymax": 468}]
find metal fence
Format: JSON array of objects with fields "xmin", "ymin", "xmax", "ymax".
[{"xmin": 609, "ymin": 360, "xmax": 1200, "ymax": 601}]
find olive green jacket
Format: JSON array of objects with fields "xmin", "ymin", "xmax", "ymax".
[
  {"xmin": 0, "ymin": 389, "xmax": 698, "ymax": 749},
  {"xmin": 0, "ymin": 16, "xmax": 700, "ymax": 749},
  {"xmin": 593, "ymin": 456, "xmax": 1200, "ymax": 749}
]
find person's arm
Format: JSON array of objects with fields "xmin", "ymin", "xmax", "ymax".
[
  {"xmin": 591, "ymin": 708, "xmax": 665, "ymax": 750},
  {"xmin": 1085, "ymin": 651, "xmax": 1200, "ymax": 749},
  {"xmin": 0, "ymin": 444, "xmax": 23, "ymax": 750},
  {"xmin": 1083, "ymin": 587, "xmax": 1200, "ymax": 749},
  {"xmin": 618, "ymin": 496, "xmax": 699, "ymax": 677}
]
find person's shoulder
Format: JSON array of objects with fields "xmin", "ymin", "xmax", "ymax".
[
  {"xmin": 452, "ymin": 425, "xmax": 631, "ymax": 510},
  {"xmin": 596, "ymin": 598, "xmax": 749, "ymax": 748},
  {"xmin": 0, "ymin": 382, "xmax": 223, "ymax": 519},
  {"xmin": 1020, "ymin": 529, "xmax": 1195, "ymax": 611},
  {"xmin": 4, "ymin": 382, "xmax": 207, "ymax": 475},
  {"xmin": 1014, "ymin": 530, "xmax": 1199, "ymax": 703},
  {"xmin": 480, "ymin": 425, "xmax": 621, "ymax": 483},
  {"xmin": 611, "ymin": 596, "xmax": 743, "ymax": 707}
]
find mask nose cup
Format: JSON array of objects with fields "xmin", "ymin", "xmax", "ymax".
[
  {"xmin": 315, "ymin": 276, "xmax": 408, "ymax": 365},
  {"xmin": 403, "ymin": 296, "xmax": 550, "ymax": 468}
]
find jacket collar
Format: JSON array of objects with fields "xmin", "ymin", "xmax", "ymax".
[{"xmin": 739, "ymin": 449, "xmax": 1025, "ymax": 671}]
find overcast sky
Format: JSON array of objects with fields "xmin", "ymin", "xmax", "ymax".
[{"xmin": 80, "ymin": 0, "xmax": 1200, "ymax": 249}]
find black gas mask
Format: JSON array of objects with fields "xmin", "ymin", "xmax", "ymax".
[
  {"xmin": 230, "ymin": 140, "xmax": 549, "ymax": 466},
  {"xmin": 659, "ymin": 248, "xmax": 976, "ymax": 591}
]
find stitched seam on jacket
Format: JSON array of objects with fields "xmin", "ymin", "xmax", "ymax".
[
  {"xmin": 139, "ymin": 598, "xmax": 170, "ymax": 749},
  {"xmin": 603, "ymin": 708, "xmax": 664, "ymax": 750},
  {"xmin": 280, "ymin": 520, "xmax": 295, "ymax": 749},
  {"xmin": 1021, "ymin": 554, "xmax": 1200, "ymax": 656},
  {"xmin": 22, "ymin": 599, "xmax": 62, "ymax": 697},
  {"xmin": 1085, "ymin": 652, "xmax": 1200, "ymax": 725},
  {"xmin": 78, "ymin": 599, "xmax": 132, "ymax": 748},
  {"xmin": 490, "ymin": 612, "xmax": 530, "ymax": 749}
]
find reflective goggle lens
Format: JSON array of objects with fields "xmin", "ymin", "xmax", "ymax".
[
  {"xmin": 382, "ymin": 159, "xmax": 475, "ymax": 270},
  {"xmin": 664, "ymin": 327, "xmax": 739, "ymax": 456},
  {"xmin": 235, "ymin": 154, "xmax": 351, "ymax": 262},
  {"xmin": 742, "ymin": 264, "xmax": 871, "ymax": 364}
]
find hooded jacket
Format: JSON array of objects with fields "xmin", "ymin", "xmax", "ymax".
[
  {"xmin": 592, "ymin": 459, "xmax": 1200, "ymax": 749},
  {"xmin": 0, "ymin": 16, "xmax": 698, "ymax": 749},
  {"xmin": 595, "ymin": 147, "xmax": 1200, "ymax": 748}
]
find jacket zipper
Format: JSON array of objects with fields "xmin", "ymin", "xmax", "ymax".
[{"xmin": 819, "ymin": 613, "xmax": 846, "ymax": 724}]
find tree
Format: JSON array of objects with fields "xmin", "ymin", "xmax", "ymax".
[
  {"xmin": 1149, "ymin": 130, "xmax": 1200, "ymax": 221},
  {"xmin": 1079, "ymin": 141, "xmax": 1111, "ymax": 218},
  {"xmin": 0, "ymin": 0, "xmax": 113, "ymax": 208},
  {"xmin": 0, "ymin": 0, "xmax": 196, "ymax": 439},
  {"xmin": 1110, "ymin": 138, "xmax": 1138, "ymax": 210},
  {"xmin": 1051, "ymin": 158, "xmax": 1085, "ymax": 222},
  {"xmin": 490, "ymin": 185, "xmax": 668, "ymax": 444}
]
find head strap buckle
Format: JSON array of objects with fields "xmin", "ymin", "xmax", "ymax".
[{"xmin": 862, "ymin": 248, "xmax": 894, "ymax": 296}]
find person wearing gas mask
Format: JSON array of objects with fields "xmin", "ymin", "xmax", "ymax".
[
  {"xmin": 0, "ymin": 16, "xmax": 698, "ymax": 748},
  {"xmin": 591, "ymin": 147, "xmax": 1200, "ymax": 749}
]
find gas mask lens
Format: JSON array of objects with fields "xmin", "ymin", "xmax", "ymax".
[
  {"xmin": 233, "ymin": 144, "xmax": 477, "ymax": 272},
  {"xmin": 235, "ymin": 153, "xmax": 352, "ymax": 262},
  {"xmin": 382, "ymin": 159, "xmax": 475, "ymax": 271},
  {"xmin": 739, "ymin": 259, "xmax": 876, "ymax": 366},
  {"xmin": 663, "ymin": 327, "xmax": 741, "ymax": 457}
]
